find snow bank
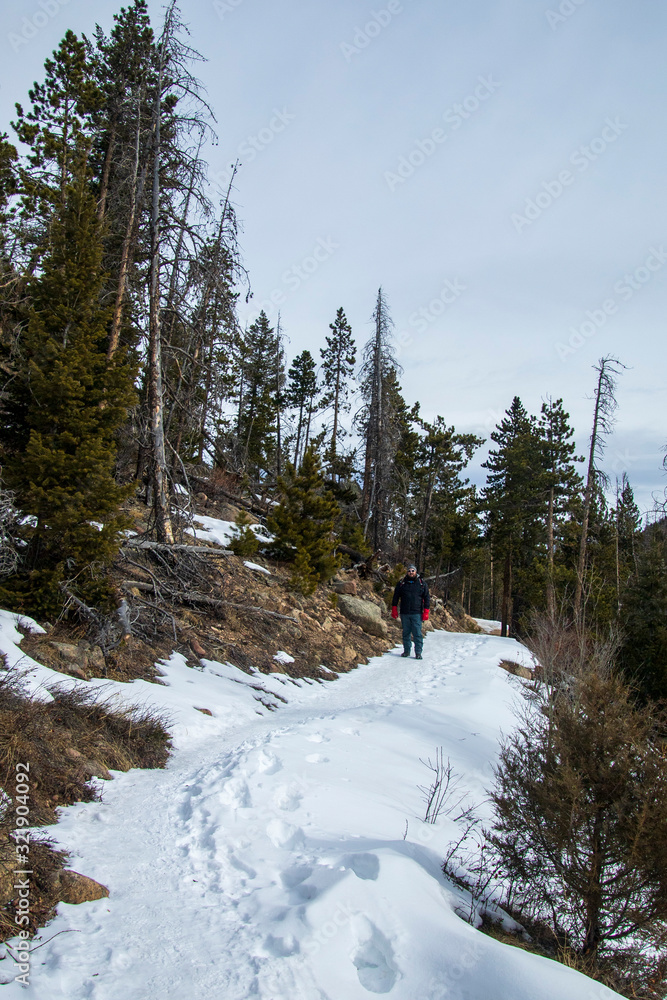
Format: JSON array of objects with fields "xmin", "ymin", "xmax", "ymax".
[
  {"xmin": 185, "ymin": 513, "xmax": 273, "ymax": 549},
  {"xmin": 0, "ymin": 616, "xmax": 622, "ymax": 998}
]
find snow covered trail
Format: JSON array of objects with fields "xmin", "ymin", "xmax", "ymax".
[{"xmin": 0, "ymin": 620, "xmax": 622, "ymax": 1000}]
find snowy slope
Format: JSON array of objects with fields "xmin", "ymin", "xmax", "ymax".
[{"xmin": 0, "ymin": 612, "xmax": 623, "ymax": 999}]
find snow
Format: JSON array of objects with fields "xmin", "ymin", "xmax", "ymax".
[
  {"xmin": 473, "ymin": 617, "xmax": 502, "ymax": 633},
  {"xmin": 0, "ymin": 614, "xmax": 622, "ymax": 999},
  {"xmin": 273, "ymin": 650, "xmax": 296, "ymax": 665},
  {"xmin": 245, "ymin": 561, "xmax": 272, "ymax": 575},
  {"xmin": 185, "ymin": 514, "xmax": 274, "ymax": 549}
]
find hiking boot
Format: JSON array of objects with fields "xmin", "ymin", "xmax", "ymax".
[
  {"xmin": 415, "ymin": 654, "xmax": 422, "ymax": 660},
  {"xmin": 401, "ymin": 651, "xmax": 410, "ymax": 658}
]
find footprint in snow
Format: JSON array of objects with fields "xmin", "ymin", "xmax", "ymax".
[
  {"xmin": 280, "ymin": 865, "xmax": 313, "ymax": 888},
  {"xmin": 306, "ymin": 733, "xmax": 329, "ymax": 743},
  {"xmin": 219, "ymin": 776, "xmax": 251, "ymax": 809},
  {"xmin": 267, "ymin": 819, "xmax": 304, "ymax": 850},
  {"xmin": 263, "ymin": 933, "xmax": 300, "ymax": 957},
  {"xmin": 305, "ymin": 753, "xmax": 329, "ymax": 764},
  {"xmin": 257, "ymin": 750, "xmax": 282, "ymax": 775},
  {"xmin": 351, "ymin": 917, "xmax": 399, "ymax": 994},
  {"xmin": 272, "ymin": 785, "xmax": 303, "ymax": 812},
  {"xmin": 344, "ymin": 853, "xmax": 380, "ymax": 881}
]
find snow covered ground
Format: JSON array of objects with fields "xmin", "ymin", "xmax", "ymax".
[{"xmin": 0, "ymin": 611, "xmax": 622, "ymax": 999}]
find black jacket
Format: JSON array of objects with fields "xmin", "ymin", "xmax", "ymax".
[{"xmin": 392, "ymin": 575, "xmax": 430, "ymax": 616}]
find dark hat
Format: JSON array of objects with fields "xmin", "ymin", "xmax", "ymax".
[{"xmin": 406, "ymin": 563, "xmax": 417, "ymax": 571}]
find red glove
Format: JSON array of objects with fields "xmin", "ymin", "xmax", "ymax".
[
  {"xmin": 422, "ymin": 609, "xmax": 429, "ymax": 621},
  {"xmin": 391, "ymin": 607, "xmax": 398, "ymax": 619}
]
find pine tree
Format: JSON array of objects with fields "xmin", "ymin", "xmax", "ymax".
[
  {"xmin": 482, "ymin": 397, "xmax": 545, "ymax": 636},
  {"xmin": 0, "ymin": 156, "xmax": 135, "ymax": 614},
  {"xmin": 358, "ymin": 287, "xmax": 402, "ymax": 550},
  {"xmin": 287, "ymin": 350, "xmax": 317, "ymax": 468},
  {"xmin": 268, "ymin": 446, "xmax": 341, "ymax": 595},
  {"xmin": 230, "ymin": 508, "xmax": 259, "ymax": 558},
  {"xmin": 412, "ymin": 416, "xmax": 482, "ymax": 572},
  {"xmin": 236, "ymin": 311, "xmax": 281, "ymax": 479},
  {"xmin": 538, "ymin": 398, "xmax": 583, "ymax": 621},
  {"xmin": 12, "ymin": 29, "xmax": 102, "ymax": 219},
  {"xmin": 618, "ymin": 524, "xmax": 667, "ymax": 702},
  {"xmin": 320, "ymin": 307, "xmax": 356, "ymax": 477}
]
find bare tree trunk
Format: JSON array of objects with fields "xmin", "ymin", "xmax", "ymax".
[
  {"xmin": 108, "ymin": 99, "xmax": 148, "ymax": 360},
  {"xmin": 147, "ymin": 20, "xmax": 174, "ymax": 545},
  {"xmin": 546, "ymin": 487, "xmax": 555, "ymax": 622},
  {"xmin": 573, "ymin": 357, "xmax": 624, "ymax": 623},
  {"xmin": 97, "ymin": 123, "xmax": 117, "ymax": 221},
  {"xmin": 501, "ymin": 544, "xmax": 512, "ymax": 638}
]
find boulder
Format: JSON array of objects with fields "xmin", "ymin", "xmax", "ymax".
[
  {"xmin": 54, "ymin": 871, "xmax": 109, "ymax": 905},
  {"xmin": 332, "ymin": 580, "xmax": 357, "ymax": 596},
  {"xmin": 336, "ymin": 595, "xmax": 388, "ymax": 638}
]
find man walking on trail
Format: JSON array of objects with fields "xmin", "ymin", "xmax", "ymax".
[{"xmin": 391, "ymin": 564, "xmax": 430, "ymax": 659}]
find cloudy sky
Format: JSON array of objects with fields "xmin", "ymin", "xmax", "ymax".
[{"xmin": 2, "ymin": 0, "xmax": 666, "ymax": 513}]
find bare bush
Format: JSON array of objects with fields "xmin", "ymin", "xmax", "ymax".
[{"xmin": 418, "ymin": 748, "xmax": 473, "ymax": 824}]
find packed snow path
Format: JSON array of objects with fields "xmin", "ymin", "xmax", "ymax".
[{"xmin": 0, "ymin": 618, "xmax": 622, "ymax": 999}]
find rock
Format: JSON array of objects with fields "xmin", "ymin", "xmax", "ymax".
[
  {"xmin": 87, "ymin": 645, "xmax": 106, "ymax": 673},
  {"xmin": 341, "ymin": 646, "xmax": 359, "ymax": 663},
  {"xmin": 50, "ymin": 642, "xmax": 82, "ymax": 663},
  {"xmin": 332, "ymin": 580, "xmax": 357, "ymax": 596},
  {"xmin": 54, "ymin": 871, "xmax": 109, "ymax": 905},
  {"xmin": 80, "ymin": 759, "xmax": 114, "ymax": 781},
  {"xmin": 336, "ymin": 595, "xmax": 388, "ymax": 639},
  {"xmin": 195, "ymin": 707, "xmax": 213, "ymax": 716},
  {"xmin": 189, "ymin": 637, "xmax": 208, "ymax": 658},
  {"xmin": 499, "ymin": 659, "xmax": 533, "ymax": 680}
]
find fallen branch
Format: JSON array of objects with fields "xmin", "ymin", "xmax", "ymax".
[{"xmin": 122, "ymin": 539, "xmax": 232, "ymax": 555}]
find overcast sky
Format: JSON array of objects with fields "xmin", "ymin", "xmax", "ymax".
[{"xmin": 1, "ymin": 0, "xmax": 666, "ymax": 514}]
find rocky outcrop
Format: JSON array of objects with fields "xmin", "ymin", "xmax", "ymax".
[
  {"xmin": 53, "ymin": 871, "xmax": 109, "ymax": 905},
  {"xmin": 336, "ymin": 595, "xmax": 388, "ymax": 639}
]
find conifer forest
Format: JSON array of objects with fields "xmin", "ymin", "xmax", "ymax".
[
  {"xmin": 0, "ymin": 1, "xmax": 664, "ymax": 687},
  {"xmin": 2, "ymin": 4, "xmax": 667, "ymax": 996}
]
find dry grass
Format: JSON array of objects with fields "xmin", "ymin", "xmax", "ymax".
[{"xmin": 0, "ymin": 665, "xmax": 171, "ymax": 942}]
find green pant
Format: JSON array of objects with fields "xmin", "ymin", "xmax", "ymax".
[{"xmin": 401, "ymin": 613, "xmax": 423, "ymax": 655}]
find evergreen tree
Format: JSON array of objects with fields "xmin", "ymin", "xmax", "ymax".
[
  {"xmin": 618, "ymin": 524, "xmax": 667, "ymax": 702},
  {"xmin": 482, "ymin": 397, "xmax": 545, "ymax": 636},
  {"xmin": 0, "ymin": 157, "xmax": 135, "ymax": 614},
  {"xmin": 236, "ymin": 312, "xmax": 281, "ymax": 479},
  {"xmin": 320, "ymin": 307, "xmax": 356, "ymax": 477},
  {"xmin": 358, "ymin": 287, "xmax": 402, "ymax": 550},
  {"xmin": 229, "ymin": 508, "xmax": 259, "ymax": 558},
  {"xmin": 538, "ymin": 398, "xmax": 583, "ymax": 620},
  {"xmin": 268, "ymin": 446, "xmax": 341, "ymax": 595},
  {"xmin": 12, "ymin": 29, "xmax": 102, "ymax": 220},
  {"xmin": 412, "ymin": 416, "xmax": 482, "ymax": 572},
  {"xmin": 287, "ymin": 350, "xmax": 317, "ymax": 468}
]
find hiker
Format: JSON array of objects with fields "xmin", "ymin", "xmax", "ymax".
[{"xmin": 391, "ymin": 564, "xmax": 430, "ymax": 659}]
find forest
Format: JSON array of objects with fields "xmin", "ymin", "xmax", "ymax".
[{"xmin": 0, "ymin": 0, "xmax": 665, "ymax": 705}]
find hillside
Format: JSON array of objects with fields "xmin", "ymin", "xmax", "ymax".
[{"xmin": 0, "ymin": 608, "xmax": 624, "ymax": 999}]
